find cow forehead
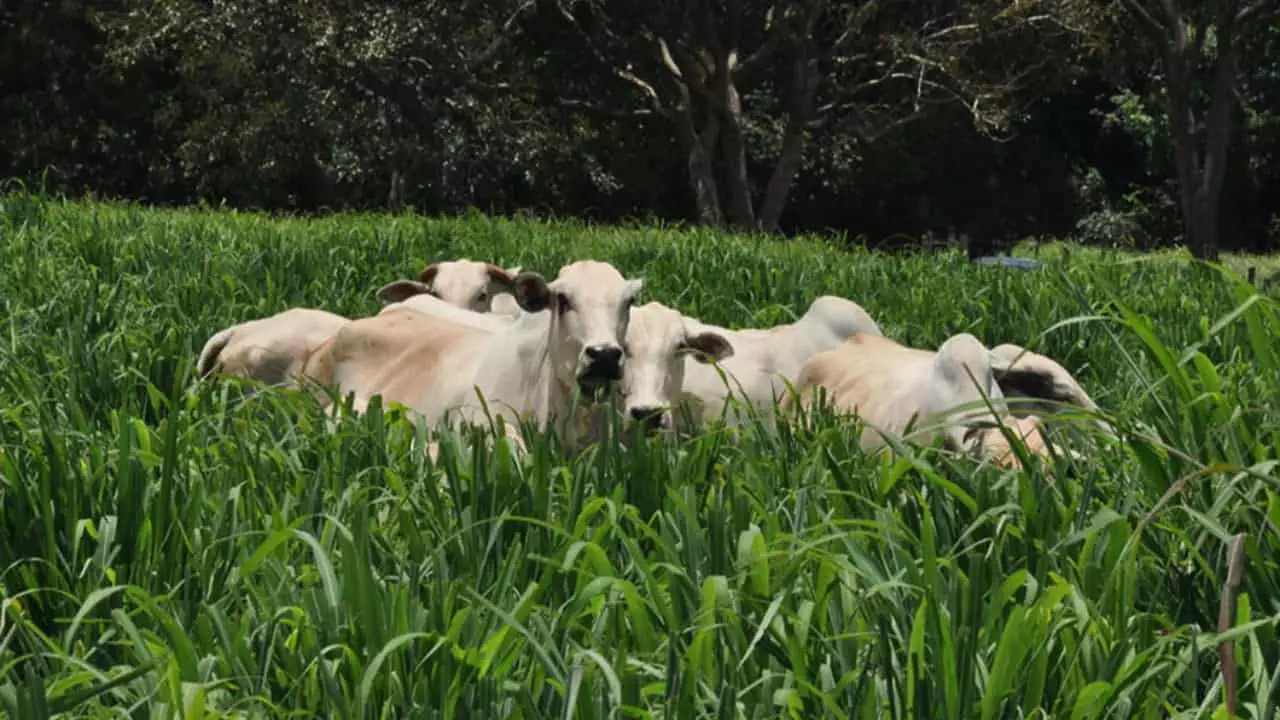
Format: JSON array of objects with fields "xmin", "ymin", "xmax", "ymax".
[
  {"xmin": 627, "ymin": 303, "xmax": 687, "ymax": 351},
  {"xmin": 433, "ymin": 261, "xmax": 489, "ymax": 291},
  {"xmin": 552, "ymin": 260, "xmax": 639, "ymax": 303}
]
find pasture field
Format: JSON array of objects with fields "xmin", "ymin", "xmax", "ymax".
[{"xmin": 1, "ymin": 189, "xmax": 1279, "ymax": 719}]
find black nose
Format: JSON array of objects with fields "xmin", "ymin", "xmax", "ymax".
[
  {"xmin": 584, "ymin": 345, "xmax": 623, "ymax": 374},
  {"xmin": 629, "ymin": 406, "xmax": 666, "ymax": 430}
]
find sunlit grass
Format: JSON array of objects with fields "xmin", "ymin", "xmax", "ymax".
[{"xmin": 1, "ymin": 189, "xmax": 1278, "ymax": 718}]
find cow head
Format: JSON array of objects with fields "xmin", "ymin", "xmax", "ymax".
[
  {"xmin": 935, "ymin": 334, "xmax": 1059, "ymax": 469},
  {"xmin": 510, "ymin": 260, "xmax": 645, "ymax": 396},
  {"xmin": 961, "ymin": 414, "xmax": 1051, "ymax": 469},
  {"xmin": 988, "ymin": 342, "xmax": 1114, "ymax": 436},
  {"xmin": 620, "ymin": 302, "xmax": 734, "ymax": 431},
  {"xmin": 376, "ymin": 259, "xmax": 518, "ymax": 312}
]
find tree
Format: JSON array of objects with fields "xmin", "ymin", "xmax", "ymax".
[
  {"xmin": 1118, "ymin": 0, "xmax": 1278, "ymax": 261},
  {"xmin": 293, "ymin": 0, "xmax": 536, "ymax": 210},
  {"xmin": 545, "ymin": 0, "xmax": 1100, "ymax": 232},
  {"xmin": 98, "ymin": 0, "xmax": 537, "ymax": 211}
]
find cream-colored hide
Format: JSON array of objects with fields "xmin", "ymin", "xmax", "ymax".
[
  {"xmin": 303, "ymin": 260, "xmax": 644, "ymax": 452},
  {"xmin": 675, "ymin": 295, "xmax": 884, "ymax": 428},
  {"xmin": 789, "ymin": 332, "xmax": 1104, "ymax": 468},
  {"xmin": 375, "ymin": 259, "xmax": 523, "ymax": 316},
  {"xmin": 618, "ymin": 302, "xmax": 735, "ymax": 431},
  {"xmin": 196, "ymin": 308, "xmax": 351, "ymax": 389}
]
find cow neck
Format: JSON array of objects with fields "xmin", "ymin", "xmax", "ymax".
[
  {"xmin": 494, "ymin": 308, "xmax": 555, "ymax": 425},
  {"xmin": 774, "ymin": 315, "xmax": 837, "ymax": 374},
  {"xmin": 496, "ymin": 306, "xmax": 599, "ymax": 449},
  {"xmin": 544, "ymin": 306, "xmax": 596, "ymax": 446},
  {"xmin": 543, "ymin": 305, "xmax": 581, "ymax": 436}
]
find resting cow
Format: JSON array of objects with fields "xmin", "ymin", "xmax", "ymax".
[
  {"xmin": 196, "ymin": 308, "xmax": 351, "ymax": 389},
  {"xmin": 623, "ymin": 295, "xmax": 883, "ymax": 429},
  {"xmin": 196, "ymin": 258, "xmax": 519, "ymax": 388},
  {"xmin": 618, "ymin": 302, "xmax": 736, "ymax": 431},
  {"xmin": 788, "ymin": 332, "xmax": 1103, "ymax": 468},
  {"xmin": 376, "ymin": 259, "xmax": 523, "ymax": 316},
  {"xmin": 373, "ymin": 280, "xmax": 518, "ymax": 333},
  {"xmin": 302, "ymin": 260, "xmax": 644, "ymax": 451}
]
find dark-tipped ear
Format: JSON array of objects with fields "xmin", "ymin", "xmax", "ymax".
[
  {"xmin": 484, "ymin": 263, "xmax": 517, "ymax": 289},
  {"xmin": 990, "ymin": 345, "xmax": 1087, "ymax": 406},
  {"xmin": 513, "ymin": 271, "xmax": 552, "ymax": 313},
  {"xmin": 376, "ymin": 280, "xmax": 432, "ymax": 305},
  {"xmin": 417, "ymin": 263, "xmax": 441, "ymax": 285},
  {"xmin": 991, "ymin": 367, "xmax": 1064, "ymax": 402},
  {"xmin": 681, "ymin": 331, "xmax": 734, "ymax": 364}
]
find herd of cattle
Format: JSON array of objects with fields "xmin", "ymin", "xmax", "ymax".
[{"xmin": 197, "ymin": 258, "xmax": 1113, "ymax": 468}]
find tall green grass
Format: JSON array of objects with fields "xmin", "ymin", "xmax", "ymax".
[{"xmin": 1, "ymin": 189, "xmax": 1278, "ymax": 718}]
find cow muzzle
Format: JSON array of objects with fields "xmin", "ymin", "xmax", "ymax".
[
  {"xmin": 627, "ymin": 405, "xmax": 670, "ymax": 433},
  {"xmin": 579, "ymin": 344, "xmax": 624, "ymax": 393}
]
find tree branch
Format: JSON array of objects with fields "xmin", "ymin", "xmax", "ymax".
[
  {"xmin": 734, "ymin": 1, "xmax": 787, "ymax": 85},
  {"xmin": 464, "ymin": 0, "xmax": 535, "ymax": 72},
  {"xmin": 657, "ymin": 36, "xmax": 684, "ymax": 79},
  {"xmin": 1237, "ymin": 0, "xmax": 1277, "ymax": 21},
  {"xmin": 1118, "ymin": 0, "xmax": 1167, "ymax": 37},
  {"xmin": 655, "ymin": 35, "xmax": 710, "ymax": 97},
  {"xmin": 555, "ymin": 0, "xmax": 667, "ymax": 114},
  {"xmin": 1157, "ymin": 0, "xmax": 1183, "ymax": 31},
  {"xmin": 555, "ymin": 99, "xmax": 658, "ymax": 121}
]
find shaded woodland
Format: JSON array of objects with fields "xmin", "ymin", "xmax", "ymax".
[{"xmin": 4, "ymin": 0, "xmax": 1279, "ymax": 258}]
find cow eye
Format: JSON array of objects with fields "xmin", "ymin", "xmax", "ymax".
[
  {"xmin": 556, "ymin": 294, "xmax": 572, "ymax": 314},
  {"xmin": 476, "ymin": 292, "xmax": 488, "ymax": 303}
]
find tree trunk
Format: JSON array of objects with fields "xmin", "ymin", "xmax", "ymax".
[
  {"xmin": 388, "ymin": 168, "xmax": 404, "ymax": 212},
  {"xmin": 716, "ymin": 75, "xmax": 757, "ymax": 230},
  {"xmin": 1193, "ymin": 5, "xmax": 1239, "ymax": 263},
  {"xmin": 1158, "ymin": 5, "xmax": 1240, "ymax": 263},
  {"xmin": 428, "ymin": 113, "xmax": 448, "ymax": 213},
  {"xmin": 671, "ymin": 88, "xmax": 723, "ymax": 226},
  {"xmin": 1162, "ymin": 42, "xmax": 1201, "ymax": 249},
  {"xmin": 1190, "ymin": 188, "xmax": 1221, "ymax": 262},
  {"xmin": 759, "ymin": 37, "xmax": 819, "ymax": 233},
  {"xmin": 757, "ymin": 121, "xmax": 807, "ymax": 233}
]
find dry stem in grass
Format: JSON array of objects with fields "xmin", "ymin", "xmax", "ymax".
[{"xmin": 1218, "ymin": 532, "xmax": 1247, "ymax": 718}]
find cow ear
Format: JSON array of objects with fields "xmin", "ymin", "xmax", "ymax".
[
  {"xmin": 417, "ymin": 263, "xmax": 441, "ymax": 285},
  {"xmin": 624, "ymin": 278, "xmax": 645, "ymax": 302},
  {"xmin": 484, "ymin": 263, "xmax": 517, "ymax": 289},
  {"xmin": 513, "ymin": 271, "xmax": 552, "ymax": 313},
  {"xmin": 681, "ymin": 331, "xmax": 734, "ymax": 363},
  {"xmin": 376, "ymin": 280, "xmax": 433, "ymax": 304}
]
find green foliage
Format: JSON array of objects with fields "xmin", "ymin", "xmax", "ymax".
[
  {"xmin": 2, "ymin": 191, "xmax": 1279, "ymax": 718},
  {"xmin": 13, "ymin": 0, "xmax": 1279, "ymax": 251}
]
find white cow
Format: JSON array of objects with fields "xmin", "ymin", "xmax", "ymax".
[
  {"xmin": 302, "ymin": 260, "xmax": 644, "ymax": 451},
  {"xmin": 619, "ymin": 302, "xmax": 736, "ymax": 431},
  {"xmin": 196, "ymin": 259, "xmax": 520, "ymax": 388},
  {"xmin": 373, "ymin": 280, "xmax": 518, "ymax": 332},
  {"xmin": 624, "ymin": 295, "xmax": 883, "ymax": 429},
  {"xmin": 196, "ymin": 308, "xmax": 351, "ymax": 389},
  {"xmin": 787, "ymin": 331, "xmax": 1104, "ymax": 468},
  {"xmin": 376, "ymin": 259, "xmax": 523, "ymax": 316}
]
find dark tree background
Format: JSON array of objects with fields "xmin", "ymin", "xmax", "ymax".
[{"xmin": 3, "ymin": 0, "xmax": 1277, "ymax": 258}]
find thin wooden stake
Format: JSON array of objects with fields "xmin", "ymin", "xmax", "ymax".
[{"xmin": 1217, "ymin": 533, "xmax": 1247, "ymax": 718}]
